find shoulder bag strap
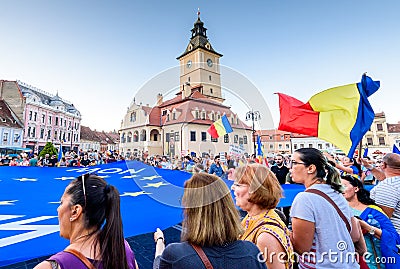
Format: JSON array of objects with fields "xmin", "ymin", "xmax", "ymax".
[
  {"xmin": 305, "ymin": 189, "xmax": 351, "ymax": 232},
  {"xmin": 64, "ymin": 249, "xmax": 96, "ymax": 269},
  {"xmin": 190, "ymin": 244, "xmax": 214, "ymax": 269}
]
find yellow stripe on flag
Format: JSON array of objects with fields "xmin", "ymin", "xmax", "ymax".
[
  {"xmin": 308, "ymin": 83, "xmax": 360, "ymax": 154},
  {"xmin": 214, "ymin": 119, "xmax": 227, "ymax": 137}
]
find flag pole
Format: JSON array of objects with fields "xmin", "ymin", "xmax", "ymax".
[{"xmin": 358, "ymin": 139, "xmax": 363, "ymax": 178}]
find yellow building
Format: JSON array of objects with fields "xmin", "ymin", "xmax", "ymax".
[{"xmin": 119, "ymin": 14, "xmax": 252, "ymax": 158}]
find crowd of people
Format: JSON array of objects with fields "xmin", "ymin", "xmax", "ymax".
[{"xmin": 3, "ymin": 146, "xmax": 398, "ymax": 268}]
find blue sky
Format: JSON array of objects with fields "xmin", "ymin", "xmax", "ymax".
[{"xmin": 1, "ymin": 0, "xmax": 399, "ymax": 131}]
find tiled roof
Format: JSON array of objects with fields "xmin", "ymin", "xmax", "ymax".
[
  {"xmin": 105, "ymin": 131, "xmax": 120, "ymax": 143},
  {"xmin": 160, "ymin": 98, "xmax": 250, "ymax": 130},
  {"xmin": 0, "ymin": 99, "xmax": 23, "ymax": 128},
  {"xmin": 387, "ymin": 123, "xmax": 400, "ymax": 133},
  {"xmin": 80, "ymin": 126, "xmax": 100, "ymax": 142},
  {"xmin": 148, "ymin": 106, "xmax": 161, "ymax": 126}
]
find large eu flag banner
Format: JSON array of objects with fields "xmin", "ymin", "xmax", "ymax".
[
  {"xmin": 0, "ymin": 161, "xmax": 191, "ymax": 266},
  {"xmin": 0, "ymin": 160, "xmax": 313, "ymax": 266}
]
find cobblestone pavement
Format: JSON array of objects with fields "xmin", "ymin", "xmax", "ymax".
[{"xmin": 0, "ymin": 225, "xmax": 182, "ymax": 269}]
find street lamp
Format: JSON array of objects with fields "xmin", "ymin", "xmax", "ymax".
[
  {"xmin": 68, "ymin": 126, "xmax": 74, "ymax": 152},
  {"xmin": 245, "ymin": 110, "xmax": 261, "ymax": 156}
]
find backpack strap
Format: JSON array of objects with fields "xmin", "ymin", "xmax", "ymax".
[
  {"xmin": 64, "ymin": 248, "xmax": 96, "ymax": 269},
  {"xmin": 305, "ymin": 188, "xmax": 351, "ymax": 232},
  {"xmin": 191, "ymin": 244, "xmax": 214, "ymax": 269}
]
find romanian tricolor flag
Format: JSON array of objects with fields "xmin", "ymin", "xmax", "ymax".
[
  {"xmin": 277, "ymin": 74, "xmax": 380, "ymax": 157},
  {"xmin": 207, "ymin": 114, "xmax": 233, "ymax": 139}
]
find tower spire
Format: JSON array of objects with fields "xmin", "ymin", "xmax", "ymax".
[{"xmin": 197, "ymin": 8, "xmax": 200, "ymax": 19}]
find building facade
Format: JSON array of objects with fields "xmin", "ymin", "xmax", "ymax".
[
  {"xmin": 17, "ymin": 81, "xmax": 81, "ymax": 153},
  {"xmin": 362, "ymin": 112, "xmax": 391, "ymax": 154},
  {"xmin": 291, "ymin": 133, "xmax": 336, "ymax": 153},
  {"xmin": 0, "ymin": 99, "xmax": 24, "ymax": 150},
  {"xmin": 387, "ymin": 122, "xmax": 400, "ymax": 150},
  {"xmin": 80, "ymin": 126, "xmax": 120, "ymax": 153},
  {"xmin": 119, "ymin": 14, "xmax": 252, "ymax": 158},
  {"xmin": 257, "ymin": 130, "xmax": 292, "ymax": 155}
]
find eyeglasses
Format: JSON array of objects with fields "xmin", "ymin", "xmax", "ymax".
[
  {"xmin": 232, "ymin": 182, "xmax": 247, "ymax": 188},
  {"xmin": 77, "ymin": 173, "xmax": 95, "ymax": 208},
  {"xmin": 290, "ymin": 160, "xmax": 306, "ymax": 168}
]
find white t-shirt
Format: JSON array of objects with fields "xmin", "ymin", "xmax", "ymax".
[
  {"xmin": 290, "ymin": 184, "xmax": 359, "ymax": 269},
  {"xmin": 370, "ymin": 175, "xmax": 400, "ymax": 234}
]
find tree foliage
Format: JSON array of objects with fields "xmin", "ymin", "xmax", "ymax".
[{"xmin": 39, "ymin": 142, "xmax": 58, "ymax": 158}]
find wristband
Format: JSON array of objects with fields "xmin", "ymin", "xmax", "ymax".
[{"xmin": 156, "ymin": 237, "xmax": 165, "ymax": 244}]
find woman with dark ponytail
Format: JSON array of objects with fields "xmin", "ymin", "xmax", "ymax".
[
  {"xmin": 289, "ymin": 148, "xmax": 362, "ymax": 268},
  {"xmin": 341, "ymin": 174, "xmax": 400, "ymax": 269},
  {"xmin": 34, "ymin": 174, "xmax": 138, "ymax": 269}
]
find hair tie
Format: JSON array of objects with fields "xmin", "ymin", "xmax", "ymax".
[{"xmin": 104, "ymin": 184, "xmax": 111, "ymax": 194}]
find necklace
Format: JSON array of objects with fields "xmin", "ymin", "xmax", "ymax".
[{"xmin": 245, "ymin": 210, "xmax": 269, "ymax": 229}]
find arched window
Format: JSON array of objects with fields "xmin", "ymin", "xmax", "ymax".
[
  {"xmin": 133, "ymin": 131, "xmax": 139, "ymax": 142},
  {"xmin": 140, "ymin": 130, "xmax": 147, "ymax": 141},
  {"xmin": 127, "ymin": 132, "xmax": 132, "ymax": 143}
]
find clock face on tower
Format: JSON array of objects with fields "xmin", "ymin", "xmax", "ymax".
[
  {"xmin": 187, "ymin": 60, "xmax": 192, "ymax": 68},
  {"xmin": 207, "ymin": 58, "xmax": 213, "ymax": 67}
]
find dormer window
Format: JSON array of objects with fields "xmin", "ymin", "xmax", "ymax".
[
  {"xmin": 173, "ymin": 112, "xmax": 176, "ymax": 120},
  {"xmin": 195, "ymin": 110, "xmax": 199, "ymax": 119},
  {"xmin": 162, "ymin": 110, "xmax": 167, "ymax": 116},
  {"xmin": 201, "ymin": 111, "xmax": 206, "ymax": 120}
]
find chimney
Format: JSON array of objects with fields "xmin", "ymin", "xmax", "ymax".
[
  {"xmin": 156, "ymin": 93, "xmax": 163, "ymax": 106},
  {"xmin": 183, "ymin": 82, "xmax": 191, "ymax": 99}
]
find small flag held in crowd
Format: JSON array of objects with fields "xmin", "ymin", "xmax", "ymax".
[
  {"xmin": 393, "ymin": 144, "xmax": 400, "ymax": 154},
  {"xmin": 363, "ymin": 147, "xmax": 369, "ymax": 158},
  {"xmin": 57, "ymin": 144, "xmax": 63, "ymax": 167},
  {"xmin": 256, "ymin": 135, "xmax": 264, "ymax": 157},
  {"xmin": 207, "ymin": 114, "xmax": 233, "ymax": 139}
]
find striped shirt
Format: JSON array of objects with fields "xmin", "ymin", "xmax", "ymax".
[{"xmin": 370, "ymin": 175, "xmax": 400, "ymax": 234}]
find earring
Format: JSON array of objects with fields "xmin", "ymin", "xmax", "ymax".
[
  {"xmin": 308, "ymin": 171, "xmax": 312, "ymax": 174},
  {"xmin": 70, "ymin": 217, "xmax": 73, "ymax": 222}
]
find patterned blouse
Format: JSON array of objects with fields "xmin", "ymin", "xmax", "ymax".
[{"xmin": 240, "ymin": 209, "xmax": 294, "ymax": 269}]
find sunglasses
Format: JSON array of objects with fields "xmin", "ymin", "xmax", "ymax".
[{"xmin": 77, "ymin": 173, "xmax": 97, "ymax": 208}]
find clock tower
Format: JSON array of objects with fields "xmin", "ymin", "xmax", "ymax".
[{"xmin": 177, "ymin": 12, "xmax": 224, "ymax": 103}]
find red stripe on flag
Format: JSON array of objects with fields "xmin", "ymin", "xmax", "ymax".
[
  {"xmin": 207, "ymin": 124, "xmax": 219, "ymax": 138},
  {"xmin": 277, "ymin": 93, "xmax": 319, "ymax": 137}
]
